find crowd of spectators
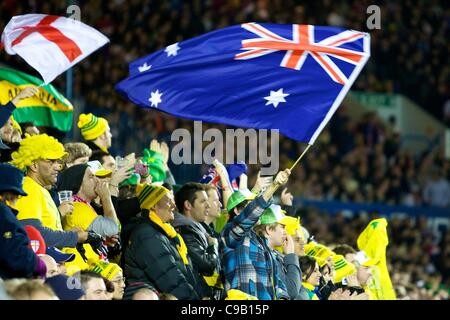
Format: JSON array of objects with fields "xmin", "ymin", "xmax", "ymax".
[
  {"xmin": 300, "ymin": 208, "xmax": 450, "ymax": 297},
  {"xmin": 1, "ymin": 1, "xmax": 449, "ymax": 152}
]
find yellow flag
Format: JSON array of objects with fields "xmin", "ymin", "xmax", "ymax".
[{"xmin": 357, "ymin": 218, "xmax": 396, "ymax": 300}]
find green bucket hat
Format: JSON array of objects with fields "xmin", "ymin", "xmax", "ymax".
[
  {"xmin": 143, "ymin": 149, "xmax": 167, "ymax": 183},
  {"xmin": 226, "ymin": 189, "xmax": 256, "ymax": 212},
  {"xmin": 259, "ymin": 204, "xmax": 289, "ymax": 225}
]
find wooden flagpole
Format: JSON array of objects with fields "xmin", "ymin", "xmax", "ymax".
[
  {"xmin": 264, "ymin": 144, "xmax": 312, "ymax": 195},
  {"xmin": 289, "ymin": 144, "xmax": 312, "ymax": 171}
]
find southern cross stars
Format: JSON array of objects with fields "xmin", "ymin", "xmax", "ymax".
[
  {"xmin": 264, "ymin": 88, "xmax": 290, "ymax": 108},
  {"xmin": 165, "ymin": 43, "xmax": 180, "ymax": 57},
  {"xmin": 138, "ymin": 62, "xmax": 151, "ymax": 72},
  {"xmin": 149, "ymin": 90, "xmax": 163, "ymax": 108}
]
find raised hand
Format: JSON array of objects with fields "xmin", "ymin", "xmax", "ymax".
[
  {"xmin": 11, "ymin": 86, "xmax": 39, "ymax": 105},
  {"xmin": 280, "ymin": 188, "xmax": 294, "ymax": 206}
]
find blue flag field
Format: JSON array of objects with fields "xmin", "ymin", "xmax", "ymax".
[{"xmin": 116, "ymin": 23, "xmax": 370, "ymax": 144}]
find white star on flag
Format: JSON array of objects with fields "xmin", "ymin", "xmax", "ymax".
[
  {"xmin": 264, "ymin": 88, "xmax": 290, "ymax": 108},
  {"xmin": 149, "ymin": 90, "xmax": 163, "ymax": 108},
  {"xmin": 165, "ymin": 43, "xmax": 180, "ymax": 57},
  {"xmin": 138, "ymin": 62, "xmax": 151, "ymax": 72}
]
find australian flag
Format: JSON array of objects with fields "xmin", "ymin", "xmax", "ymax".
[{"xmin": 116, "ymin": 23, "xmax": 370, "ymax": 144}]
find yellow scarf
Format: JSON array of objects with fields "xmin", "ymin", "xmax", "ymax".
[
  {"xmin": 148, "ymin": 211, "xmax": 189, "ymax": 265},
  {"xmin": 302, "ymin": 282, "xmax": 319, "ymax": 300}
]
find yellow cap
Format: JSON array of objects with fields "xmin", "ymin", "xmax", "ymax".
[
  {"xmin": 78, "ymin": 113, "xmax": 108, "ymax": 141},
  {"xmin": 10, "ymin": 134, "xmax": 67, "ymax": 170},
  {"xmin": 89, "ymin": 260, "xmax": 122, "ymax": 281},
  {"xmin": 136, "ymin": 183, "xmax": 169, "ymax": 210}
]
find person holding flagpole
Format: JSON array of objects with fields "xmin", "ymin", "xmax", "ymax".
[{"xmin": 221, "ymin": 168, "xmax": 291, "ymax": 300}]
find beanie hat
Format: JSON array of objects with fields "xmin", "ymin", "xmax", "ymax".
[
  {"xmin": 45, "ymin": 274, "xmax": 85, "ymax": 300},
  {"xmin": 78, "ymin": 113, "xmax": 108, "ymax": 141},
  {"xmin": 136, "ymin": 183, "xmax": 169, "ymax": 210},
  {"xmin": 89, "ymin": 260, "xmax": 122, "ymax": 281},
  {"xmin": 10, "ymin": 134, "xmax": 67, "ymax": 170},
  {"xmin": 142, "ymin": 149, "xmax": 166, "ymax": 183},
  {"xmin": 259, "ymin": 204, "xmax": 289, "ymax": 225},
  {"xmin": 57, "ymin": 164, "xmax": 88, "ymax": 194}
]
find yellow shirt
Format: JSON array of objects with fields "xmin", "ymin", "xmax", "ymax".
[
  {"xmin": 14, "ymin": 176, "xmax": 62, "ymax": 231},
  {"xmin": 63, "ymin": 201, "xmax": 98, "ymax": 231}
]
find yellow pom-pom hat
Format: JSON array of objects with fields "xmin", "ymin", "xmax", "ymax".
[{"xmin": 78, "ymin": 113, "xmax": 109, "ymax": 141}]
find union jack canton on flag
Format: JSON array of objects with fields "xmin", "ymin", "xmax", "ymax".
[{"xmin": 116, "ymin": 23, "xmax": 370, "ymax": 144}]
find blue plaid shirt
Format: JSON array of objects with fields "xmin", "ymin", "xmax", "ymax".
[{"xmin": 221, "ymin": 196, "xmax": 288, "ymax": 300}]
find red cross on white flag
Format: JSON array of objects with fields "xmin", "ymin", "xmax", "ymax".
[{"xmin": 1, "ymin": 14, "xmax": 109, "ymax": 84}]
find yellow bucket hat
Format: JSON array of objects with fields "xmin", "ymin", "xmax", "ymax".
[
  {"xmin": 89, "ymin": 260, "xmax": 122, "ymax": 281},
  {"xmin": 10, "ymin": 134, "xmax": 67, "ymax": 170},
  {"xmin": 78, "ymin": 113, "xmax": 109, "ymax": 141},
  {"xmin": 136, "ymin": 183, "xmax": 169, "ymax": 210}
]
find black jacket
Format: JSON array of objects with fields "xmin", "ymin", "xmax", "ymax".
[
  {"xmin": 0, "ymin": 202, "xmax": 37, "ymax": 279},
  {"xmin": 123, "ymin": 215, "xmax": 200, "ymax": 300},
  {"xmin": 172, "ymin": 214, "xmax": 222, "ymax": 299}
]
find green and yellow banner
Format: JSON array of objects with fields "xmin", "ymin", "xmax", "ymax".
[{"xmin": 0, "ymin": 67, "xmax": 73, "ymax": 131}]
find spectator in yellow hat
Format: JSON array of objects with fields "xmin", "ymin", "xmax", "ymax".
[
  {"xmin": 10, "ymin": 134, "xmax": 88, "ymax": 248},
  {"xmin": 334, "ymin": 244, "xmax": 372, "ymax": 297},
  {"xmin": 77, "ymin": 113, "xmax": 112, "ymax": 157},
  {"xmin": 123, "ymin": 183, "xmax": 202, "ymax": 300},
  {"xmin": 89, "ymin": 260, "xmax": 125, "ymax": 300}
]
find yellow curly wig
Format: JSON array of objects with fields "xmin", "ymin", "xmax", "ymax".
[{"xmin": 10, "ymin": 134, "xmax": 67, "ymax": 171}]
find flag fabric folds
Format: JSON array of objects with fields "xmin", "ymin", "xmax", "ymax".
[
  {"xmin": 1, "ymin": 14, "xmax": 109, "ymax": 84},
  {"xmin": 357, "ymin": 218, "xmax": 397, "ymax": 300},
  {"xmin": 0, "ymin": 67, "xmax": 73, "ymax": 131},
  {"xmin": 116, "ymin": 23, "xmax": 370, "ymax": 144}
]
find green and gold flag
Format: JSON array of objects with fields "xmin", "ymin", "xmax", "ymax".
[{"xmin": 0, "ymin": 67, "xmax": 73, "ymax": 131}]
